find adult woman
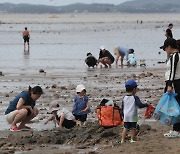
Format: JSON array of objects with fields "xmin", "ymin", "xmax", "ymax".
[
  {"xmin": 5, "ymin": 86, "xmax": 43, "ymax": 131},
  {"xmin": 160, "ymin": 38, "xmax": 180, "ymax": 137},
  {"xmin": 98, "ymin": 46, "xmax": 114, "ymax": 68}
]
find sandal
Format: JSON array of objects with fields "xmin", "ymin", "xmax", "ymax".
[
  {"xmin": 21, "ymin": 125, "xmax": 32, "ymax": 131},
  {"xmin": 164, "ymin": 130, "xmax": 180, "ymax": 138},
  {"xmin": 10, "ymin": 126, "xmax": 21, "ymax": 131}
]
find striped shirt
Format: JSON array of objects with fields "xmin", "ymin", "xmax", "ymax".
[{"xmin": 165, "ymin": 53, "xmax": 180, "ymax": 86}]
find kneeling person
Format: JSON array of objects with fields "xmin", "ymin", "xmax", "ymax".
[
  {"xmin": 85, "ymin": 52, "xmax": 97, "ymax": 68},
  {"xmin": 98, "ymin": 46, "xmax": 114, "ymax": 68},
  {"xmin": 45, "ymin": 101, "xmax": 79, "ymax": 129}
]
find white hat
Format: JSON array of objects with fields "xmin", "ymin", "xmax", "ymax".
[
  {"xmin": 49, "ymin": 100, "xmax": 60, "ymax": 113},
  {"xmin": 76, "ymin": 84, "xmax": 85, "ymax": 93},
  {"xmin": 100, "ymin": 46, "xmax": 105, "ymax": 50}
]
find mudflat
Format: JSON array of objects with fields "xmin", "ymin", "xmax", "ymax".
[{"xmin": 0, "ymin": 13, "xmax": 179, "ymax": 153}]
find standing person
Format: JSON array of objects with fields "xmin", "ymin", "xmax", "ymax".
[
  {"xmin": 23, "ymin": 27, "xmax": 30, "ymax": 49},
  {"xmin": 98, "ymin": 46, "xmax": 114, "ymax": 68},
  {"xmin": 160, "ymin": 38, "xmax": 180, "ymax": 137},
  {"xmin": 72, "ymin": 85, "xmax": 91, "ymax": 124},
  {"xmin": 85, "ymin": 52, "xmax": 97, "ymax": 68},
  {"xmin": 44, "ymin": 101, "xmax": 80, "ymax": 129},
  {"xmin": 5, "ymin": 86, "xmax": 43, "ymax": 131},
  {"xmin": 165, "ymin": 23, "xmax": 173, "ymax": 39},
  {"xmin": 114, "ymin": 46, "xmax": 133, "ymax": 66},
  {"xmin": 121, "ymin": 80, "xmax": 149, "ymax": 143}
]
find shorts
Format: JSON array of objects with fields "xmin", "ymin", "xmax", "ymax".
[
  {"xmin": 113, "ymin": 48, "xmax": 119, "ymax": 56},
  {"xmin": 113, "ymin": 48, "xmax": 125, "ymax": 57},
  {"xmin": 73, "ymin": 114, "xmax": 87, "ymax": 122},
  {"xmin": 5, "ymin": 110, "xmax": 18, "ymax": 124},
  {"xmin": 23, "ymin": 36, "xmax": 29, "ymax": 43},
  {"xmin": 124, "ymin": 122, "xmax": 137, "ymax": 130},
  {"xmin": 62, "ymin": 119, "xmax": 76, "ymax": 129}
]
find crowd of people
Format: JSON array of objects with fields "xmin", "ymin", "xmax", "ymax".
[{"xmin": 3, "ymin": 24, "xmax": 180, "ymax": 144}]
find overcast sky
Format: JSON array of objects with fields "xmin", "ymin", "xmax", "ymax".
[{"xmin": 0, "ymin": 0, "xmax": 131, "ymax": 6}]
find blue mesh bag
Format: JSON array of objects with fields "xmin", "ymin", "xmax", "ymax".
[{"xmin": 154, "ymin": 92, "xmax": 180, "ymax": 126}]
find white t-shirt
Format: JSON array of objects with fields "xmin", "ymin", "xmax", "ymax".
[
  {"xmin": 122, "ymin": 95, "xmax": 148, "ymax": 122},
  {"xmin": 57, "ymin": 108, "xmax": 75, "ymax": 120}
]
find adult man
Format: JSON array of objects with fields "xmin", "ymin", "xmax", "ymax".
[
  {"xmin": 165, "ymin": 23, "xmax": 173, "ymax": 38},
  {"xmin": 23, "ymin": 27, "xmax": 30, "ymax": 49}
]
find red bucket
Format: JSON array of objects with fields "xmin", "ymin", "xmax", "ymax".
[{"xmin": 145, "ymin": 105, "xmax": 155, "ymax": 118}]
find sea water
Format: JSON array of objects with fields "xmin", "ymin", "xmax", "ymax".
[{"xmin": 1, "ymin": 20, "xmax": 178, "ymax": 74}]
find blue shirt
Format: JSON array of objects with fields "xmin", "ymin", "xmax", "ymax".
[
  {"xmin": 72, "ymin": 95, "xmax": 90, "ymax": 115},
  {"xmin": 5, "ymin": 91, "xmax": 35, "ymax": 115},
  {"xmin": 117, "ymin": 46, "xmax": 129, "ymax": 61},
  {"xmin": 128, "ymin": 53, "xmax": 136, "ymax": 66}
]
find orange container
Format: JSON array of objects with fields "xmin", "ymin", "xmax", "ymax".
[{"xmin": 96, "ymin": 106, "xmax": 123, "ymax": 127}]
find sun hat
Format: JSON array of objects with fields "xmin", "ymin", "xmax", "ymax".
[
  {"xmin": 100, "ymin": 46, "xmax": 105, "ymax": 50},
  {"xmin": 49, "ymin": 100, "xmax": 60, "ymax": 113},
  {"xmin": 125, "ymin": 80, "xmax": 138, "ymax": 88},
  {"xmin": 76, "ymin": 84, "xmax": 85, "ymax": 93},
  {"xmin": 160, "ymin": 38, "xmax": 177, "ymax": 51}
]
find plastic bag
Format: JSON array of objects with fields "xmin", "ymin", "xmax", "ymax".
[
  {"xmin": 154, "ymin": 92, "xmax": 180, "ymax": 125},
  {"xmin": 155, "ymin": 93, "xmax": 180, "ymax": 116}
]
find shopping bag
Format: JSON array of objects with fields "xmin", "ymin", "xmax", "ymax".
[
  {"xmin": 96, "ymin": 106, "xmax": 122, "ymax": 127},
  {"xmin": 154, "ymin": 92, "xmax": 180, "ymax": 126}
]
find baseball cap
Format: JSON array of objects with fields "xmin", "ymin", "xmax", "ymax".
[
  {"xmin": 76, "ymin": 84, "xmax": 86, "ymax": 93},
  {"xmin": 49, "ymin": 100, "xmax": 60, "ymax": 113},
  {"xmin": 160, "ymin": 38, "xmax": 177, "ymax": 51},
  {"xmin": 125, "ymin": 80, "xmax": 138, "ymax": 88}
]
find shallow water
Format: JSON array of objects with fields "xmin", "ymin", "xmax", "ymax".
[{"xmin": 0, "ymin": 21, "xmax": 175, "ymax": 74}]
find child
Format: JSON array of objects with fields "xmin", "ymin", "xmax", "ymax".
[
  {"xmin": 45, "ymin": 101, "xmax": 79, "ymax": 129},
  {"xmin": 127, "ymin": 49, "xmax": 137, "ymax": 66},
  {"xmin": 85, "ymin": 52, "xmax": 97, "ymax": 68},
  {"xmin": 72, "ymin": 85, "xmax": 91, "ymax": 123},
  {"xmin": 121, "ymin": 80, "xmax": 149, "ymax": 143}
]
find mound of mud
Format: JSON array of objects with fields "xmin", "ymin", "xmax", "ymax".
[{"xmin": 0, "ymin": 122, "xmax": 153, "ymax": 150}]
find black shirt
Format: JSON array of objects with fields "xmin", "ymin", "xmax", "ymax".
[
  {"xmin": 99, "ymin": 50, "xmax": 115, "ymax": 63},
  {"xmin": 166, "ymin": 28, "xmax": 173, "ymax": 38}
]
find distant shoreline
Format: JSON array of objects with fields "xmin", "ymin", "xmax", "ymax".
[{"xmin": 1, "ymin": 13, "xmax": 180, "ymax": 24}]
